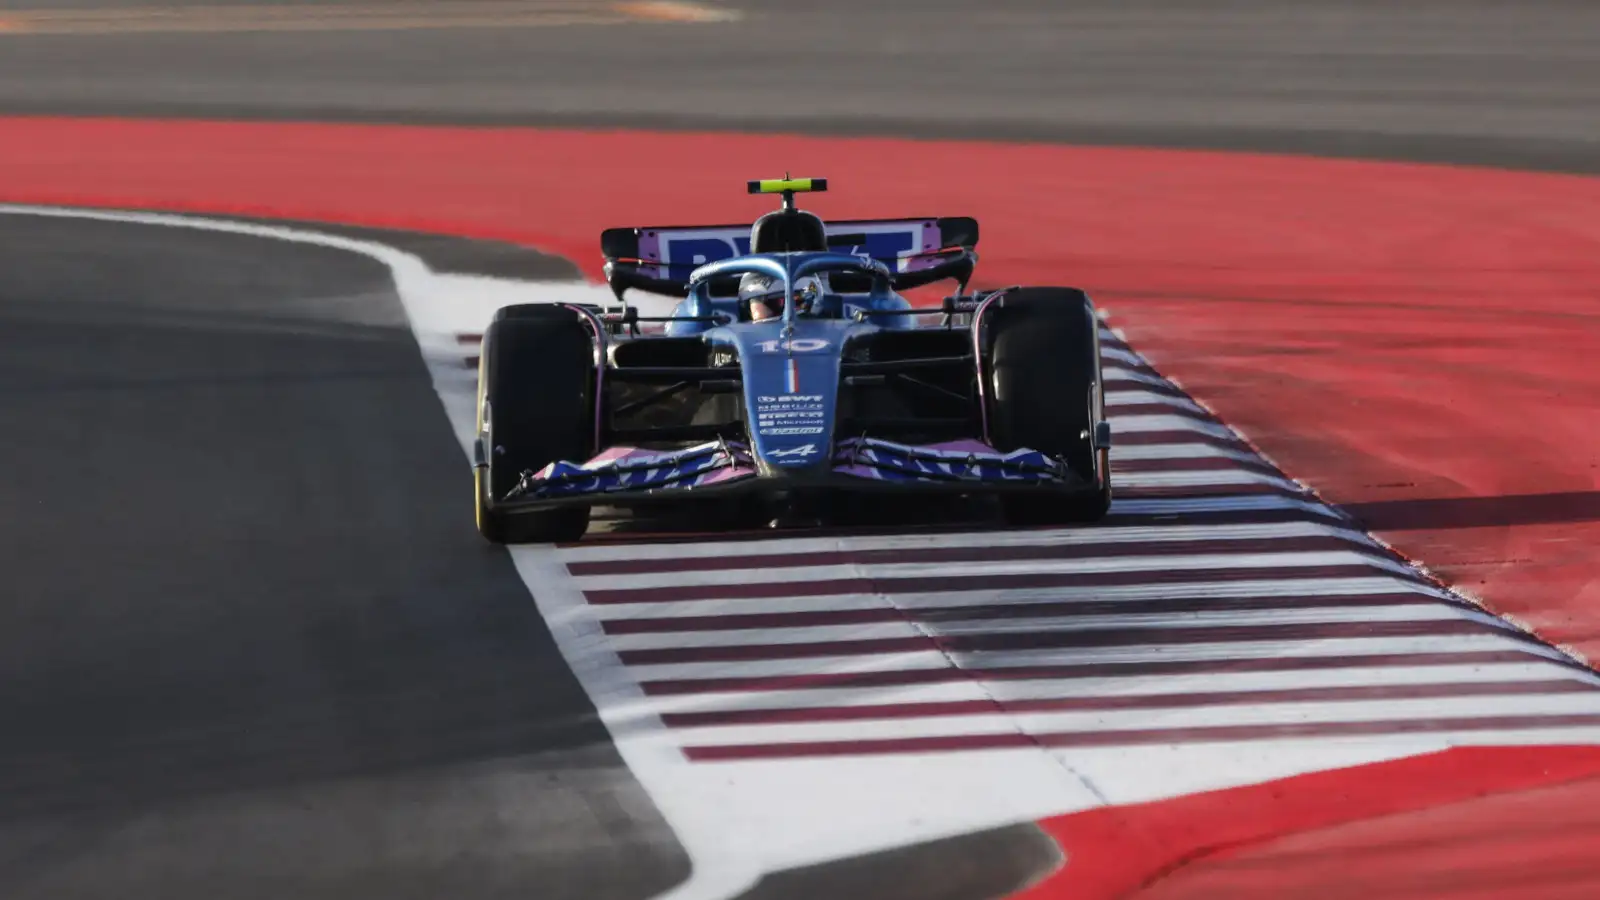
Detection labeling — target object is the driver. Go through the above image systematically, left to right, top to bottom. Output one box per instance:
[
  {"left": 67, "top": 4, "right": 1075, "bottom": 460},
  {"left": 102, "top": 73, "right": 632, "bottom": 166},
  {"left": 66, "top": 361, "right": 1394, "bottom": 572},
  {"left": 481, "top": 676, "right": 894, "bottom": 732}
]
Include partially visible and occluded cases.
[{"left": 740, "top": 273, "right": 824, "bottom": 321}]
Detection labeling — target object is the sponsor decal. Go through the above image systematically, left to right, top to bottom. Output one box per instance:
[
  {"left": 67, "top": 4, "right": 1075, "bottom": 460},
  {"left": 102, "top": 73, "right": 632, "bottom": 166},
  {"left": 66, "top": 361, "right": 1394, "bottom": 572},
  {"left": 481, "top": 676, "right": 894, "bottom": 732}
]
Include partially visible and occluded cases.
[
  {"left": 653, "top": 226, "right": 922, "bottom": 273},
  {"left": 661, "top": 232, "right": 752, "bottom": 267},
  {"left": 754, "top": 392, "right": 827, "bottom": 435},
  {"left": 759, "top": 426, "right": 826, "bottom": 436},
  {"left": 769, "top": 443, "right": 820, "bottom": 458}
]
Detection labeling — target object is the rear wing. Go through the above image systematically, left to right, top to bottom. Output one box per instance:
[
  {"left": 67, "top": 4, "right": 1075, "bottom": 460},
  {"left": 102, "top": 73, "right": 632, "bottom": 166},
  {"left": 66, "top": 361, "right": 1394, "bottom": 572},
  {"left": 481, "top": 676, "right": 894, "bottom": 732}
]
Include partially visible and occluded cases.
[{"left": 600, "top": 216, "right": 980, "bottom": 299}]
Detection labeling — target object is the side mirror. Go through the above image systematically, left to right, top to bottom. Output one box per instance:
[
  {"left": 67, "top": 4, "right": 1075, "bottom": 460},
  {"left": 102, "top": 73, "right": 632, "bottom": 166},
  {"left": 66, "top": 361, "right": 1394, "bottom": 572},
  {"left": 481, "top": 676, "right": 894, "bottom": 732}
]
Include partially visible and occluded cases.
[
  {"left": 890, "top": 250, "right": 976, "bottom": 293},
  {"left": 604, "top": 262, "right": 693, "bottom": 302}
]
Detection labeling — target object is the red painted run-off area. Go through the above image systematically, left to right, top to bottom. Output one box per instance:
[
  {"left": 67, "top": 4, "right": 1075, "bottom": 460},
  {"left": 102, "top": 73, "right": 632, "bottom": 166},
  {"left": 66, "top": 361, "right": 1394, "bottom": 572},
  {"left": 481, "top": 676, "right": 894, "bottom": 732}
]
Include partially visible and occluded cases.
[{"left": 4, "top": 117, "right": 1598, "bottom": 897}]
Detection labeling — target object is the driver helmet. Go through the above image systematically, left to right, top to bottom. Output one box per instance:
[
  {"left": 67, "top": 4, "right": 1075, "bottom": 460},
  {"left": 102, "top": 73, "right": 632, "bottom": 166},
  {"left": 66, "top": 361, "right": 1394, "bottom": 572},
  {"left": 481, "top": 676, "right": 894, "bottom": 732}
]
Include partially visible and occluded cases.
[{"left": 740, "top": 273, "right": 825, "bottom": 321}]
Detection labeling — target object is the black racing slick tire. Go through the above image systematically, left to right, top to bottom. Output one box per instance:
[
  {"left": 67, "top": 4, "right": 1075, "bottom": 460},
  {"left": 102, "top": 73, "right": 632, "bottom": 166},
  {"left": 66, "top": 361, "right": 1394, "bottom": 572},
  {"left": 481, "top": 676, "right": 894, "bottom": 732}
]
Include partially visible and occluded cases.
[
  {"left": 986, "top": 287, "right": 1112, "bottom": 526},
  {"left": 474, "top": 304, "right": 596, "bottom": 544}
]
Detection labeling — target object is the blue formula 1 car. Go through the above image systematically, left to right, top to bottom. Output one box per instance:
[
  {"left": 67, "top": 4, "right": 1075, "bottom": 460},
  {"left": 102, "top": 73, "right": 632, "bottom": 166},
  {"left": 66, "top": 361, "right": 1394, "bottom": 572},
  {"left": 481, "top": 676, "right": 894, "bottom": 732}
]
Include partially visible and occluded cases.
[{"left": 473, "top": 177, "right": 1112, "bottom": 542}]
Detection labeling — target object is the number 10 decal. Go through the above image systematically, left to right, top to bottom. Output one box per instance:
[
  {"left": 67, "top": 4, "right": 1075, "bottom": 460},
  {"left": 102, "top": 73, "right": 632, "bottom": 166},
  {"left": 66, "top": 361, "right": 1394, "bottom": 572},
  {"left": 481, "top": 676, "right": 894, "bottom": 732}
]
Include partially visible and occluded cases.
[{"left": 756, "top": 338, "right": 830, "bottom": 353}]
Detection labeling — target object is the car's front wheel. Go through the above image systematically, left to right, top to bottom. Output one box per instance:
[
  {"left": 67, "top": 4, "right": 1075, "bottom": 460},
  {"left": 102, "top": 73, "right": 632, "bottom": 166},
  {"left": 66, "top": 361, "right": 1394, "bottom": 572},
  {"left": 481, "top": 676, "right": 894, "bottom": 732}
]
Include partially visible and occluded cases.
[
  {"left": 985, "top": 287, "right": 1112, "bottom": 526},
  {"left": 474, "top": 305, "right": 596, "bottom": 544}
]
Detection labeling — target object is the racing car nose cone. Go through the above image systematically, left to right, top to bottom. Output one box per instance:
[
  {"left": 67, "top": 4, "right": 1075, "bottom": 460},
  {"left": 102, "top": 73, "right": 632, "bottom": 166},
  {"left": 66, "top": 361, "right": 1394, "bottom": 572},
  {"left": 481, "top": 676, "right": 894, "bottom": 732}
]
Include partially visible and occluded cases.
[{"left": 733, "top": 319, "right": 849, "bottom": 475}]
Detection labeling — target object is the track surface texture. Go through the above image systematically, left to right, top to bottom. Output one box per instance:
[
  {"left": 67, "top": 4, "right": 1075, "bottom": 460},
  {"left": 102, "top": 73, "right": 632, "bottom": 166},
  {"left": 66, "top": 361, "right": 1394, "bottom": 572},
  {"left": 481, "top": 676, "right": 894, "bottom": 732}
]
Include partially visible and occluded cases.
[
  {"left": 0, "top": 0, "right": 1596, "bottom": 173},
  {"left": 2, "top": 1, "right": 1599, "bottom": 899},
  {"left": 0, "top": 216, "right": 688, "bottom": 900}
]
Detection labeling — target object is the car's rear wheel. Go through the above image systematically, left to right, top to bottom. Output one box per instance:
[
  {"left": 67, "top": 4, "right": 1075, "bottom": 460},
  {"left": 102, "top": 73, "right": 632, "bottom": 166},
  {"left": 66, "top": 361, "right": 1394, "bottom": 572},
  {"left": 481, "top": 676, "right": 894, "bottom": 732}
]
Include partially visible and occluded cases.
[
  {"left": 985, "top": 287, "right": 1112, "bottom": 526},
  {"left": 475, "top": 304, "right": 596, "bottom": 544}
]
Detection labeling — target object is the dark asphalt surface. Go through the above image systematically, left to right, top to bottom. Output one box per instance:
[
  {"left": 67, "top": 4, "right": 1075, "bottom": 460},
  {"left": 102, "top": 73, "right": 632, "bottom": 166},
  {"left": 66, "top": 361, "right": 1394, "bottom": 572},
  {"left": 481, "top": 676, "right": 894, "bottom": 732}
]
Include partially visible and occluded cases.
[
  {"left": 0, "top": 2, "right": 1596, "bottom": 899},
  {"left": 0, "top": 216, "right": 687, "bottom": 900}
]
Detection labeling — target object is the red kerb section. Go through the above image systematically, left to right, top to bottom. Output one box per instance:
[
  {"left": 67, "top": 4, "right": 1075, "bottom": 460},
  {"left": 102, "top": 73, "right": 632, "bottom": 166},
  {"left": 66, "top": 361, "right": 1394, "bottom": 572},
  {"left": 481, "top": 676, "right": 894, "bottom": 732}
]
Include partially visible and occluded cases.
[{"left": 1017, "top": 746, "right": 1600, "bottom": 900}]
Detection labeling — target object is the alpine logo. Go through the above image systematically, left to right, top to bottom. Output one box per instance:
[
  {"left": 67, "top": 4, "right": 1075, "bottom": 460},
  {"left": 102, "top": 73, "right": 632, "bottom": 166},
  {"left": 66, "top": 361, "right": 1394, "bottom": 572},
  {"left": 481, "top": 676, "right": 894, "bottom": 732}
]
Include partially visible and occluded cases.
[{"left": 768, "top": 443, "right": 820, "bottom": 458}]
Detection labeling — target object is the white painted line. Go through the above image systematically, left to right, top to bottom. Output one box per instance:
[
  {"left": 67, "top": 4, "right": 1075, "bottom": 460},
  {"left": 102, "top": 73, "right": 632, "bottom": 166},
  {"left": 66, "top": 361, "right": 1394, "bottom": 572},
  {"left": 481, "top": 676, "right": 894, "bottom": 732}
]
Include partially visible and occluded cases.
[
  {"left": 1104, "top": 366, "right": 1175, "bottom": 388},
  {"left": 1105, "top": 390, "right": 1205, "bottom": 411},
  {"left": 1111, "top": 414, "right": 1241, "bottom": 439},
  {"left": 1112, "top": 442, "right": 1269, "bottom": 464},
  {"left": 1111, "top": 469, "right": 1300, "bottom": 490},
  {"left": 1109, "top": 494, "right": 1344, "bottom": 518},
  {"left": 559, "top": 520, "right": 1375, "bottom": 563},
  {"left": 573, "top": 549, "right": 1414, "bottom": 592},
  {"left": 858, "top": 575, "right": 1449, "bottom": 608},
  {"left": 588, "top": 576, "right": 1450, "bottom": 620},
  {"left": 583, "top": 591, "right": 887, "bottom": 620},
  {"left": 604, "top": 603, "right": 1501, "bottom": 651},
  {"left": 931, "top": 603, "right": 1507, "bottom": 634},
  {"left": 608, "top": 621, "right": 926, "bottom": 650},
  {"left": 623, "top": 632, "right": 1556, "bottom": 682},
  {"left": 951, "top": 632, "right": 1573, "bottom": 671},
  {"left": 625, "top": 651, "right": 959, "bottom": 682},
  {"left": 631, "top": 661, "right": 1599, "bottom": 718},
  {"left": 982, "top": 661, "right": 1600, "bottom": 700},
  {"left": 630, "top": 681, "right": 997, "bottom": 717},
  {"left": 1007, "top": 691, "right": 1600, "bottom": 734},
  {"left": 672, "top": 692, "right": 1600, "bottom": 748},
  {"left": 673, "top": 714, "right": 1019, "bottom": 744},
  {"left": 1449, "top": 727, "right": 1600, "bottom": 747}
]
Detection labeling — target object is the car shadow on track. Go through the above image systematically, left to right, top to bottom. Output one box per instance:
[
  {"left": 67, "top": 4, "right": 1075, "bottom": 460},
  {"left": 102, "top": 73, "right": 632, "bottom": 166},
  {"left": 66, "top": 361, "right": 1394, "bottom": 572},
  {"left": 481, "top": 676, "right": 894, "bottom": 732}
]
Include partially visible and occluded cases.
[
  {"left": 1343, "top": 491, "right": 1600, "bottom": 532},
  {"left": 586, "top": 494, "right": 1008, "bottom": 542}
]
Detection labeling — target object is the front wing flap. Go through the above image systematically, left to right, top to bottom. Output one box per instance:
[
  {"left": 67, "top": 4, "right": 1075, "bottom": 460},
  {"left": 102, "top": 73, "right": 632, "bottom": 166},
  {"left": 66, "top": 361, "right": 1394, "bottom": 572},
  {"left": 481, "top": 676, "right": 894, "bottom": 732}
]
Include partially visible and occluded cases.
[
  {"left": 830, "top": 437, "right": 1069, "bottom": 484},
  {"left": 504, "top": 440, "right": 757, "bottom": 501}
]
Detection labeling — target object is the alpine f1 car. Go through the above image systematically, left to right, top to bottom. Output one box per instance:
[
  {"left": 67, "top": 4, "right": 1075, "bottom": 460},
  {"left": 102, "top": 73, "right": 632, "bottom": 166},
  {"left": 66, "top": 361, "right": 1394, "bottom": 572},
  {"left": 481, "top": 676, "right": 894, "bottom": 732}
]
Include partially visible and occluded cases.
[{"left": 473, "top": 177, "right": 1112, "bottom": 543}]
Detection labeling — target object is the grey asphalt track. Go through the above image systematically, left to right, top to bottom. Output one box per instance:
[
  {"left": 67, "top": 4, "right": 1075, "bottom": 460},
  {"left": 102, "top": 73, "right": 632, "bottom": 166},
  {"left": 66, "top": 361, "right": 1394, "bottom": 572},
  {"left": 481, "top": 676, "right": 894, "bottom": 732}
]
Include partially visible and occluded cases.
[
  {"left": 0, "top": 0, "right": 1596, "bottom": 172},
  {"left": 1, "top": 2, "right": 1597, "bottom": 899},
  {"left": 0, "top": 215, "right": 689, "bottom": 900}
]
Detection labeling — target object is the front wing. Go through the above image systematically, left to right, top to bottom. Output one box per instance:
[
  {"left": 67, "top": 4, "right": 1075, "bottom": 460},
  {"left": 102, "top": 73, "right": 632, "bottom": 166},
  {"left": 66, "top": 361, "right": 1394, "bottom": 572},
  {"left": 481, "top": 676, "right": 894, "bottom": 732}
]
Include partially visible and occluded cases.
[{"left": 483, "top": 437, "right": 1096, "bottom": 513}]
